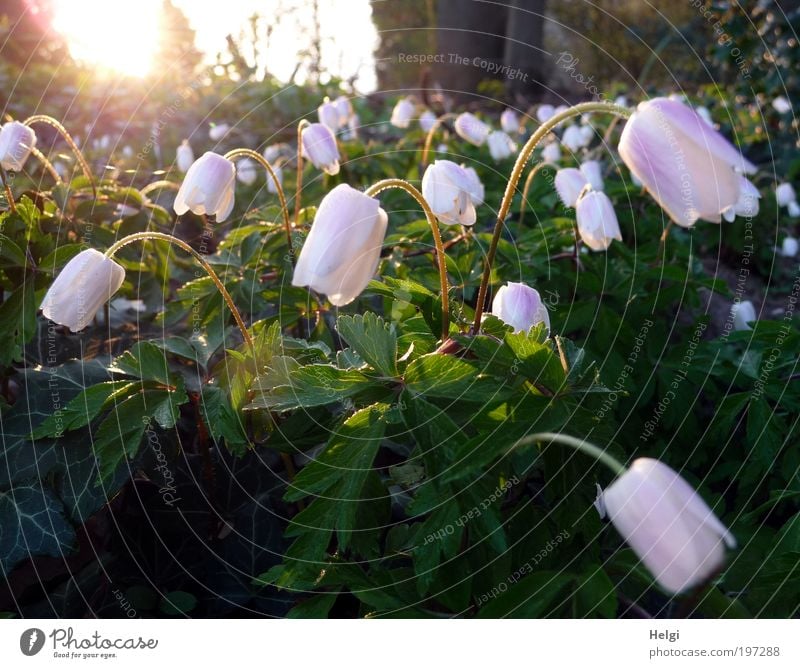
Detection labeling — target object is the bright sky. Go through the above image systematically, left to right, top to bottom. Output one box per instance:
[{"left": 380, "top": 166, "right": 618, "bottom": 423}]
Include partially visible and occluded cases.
[{"left": 49, "top": 0, "right": 378, "bottom": 90}]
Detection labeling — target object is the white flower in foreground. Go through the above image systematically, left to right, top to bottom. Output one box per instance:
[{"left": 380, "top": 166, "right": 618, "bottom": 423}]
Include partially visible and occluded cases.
[
  {"left": 333, "top": 95, "right": 353, "bottom": 127},
  {"left": 772, "top": 96, "right": 791, "bottom": 114},
  {"left": 390, "top": 97, "right": 416, "bottom": 128},
  {"left": 619, "top": 97, "right": 755, "bottom": 228},
  {"left": 318, "top": 100, "right": 340, "bottom": 132},
  {"left": 536, "top": 104, "right": 555, "bottom": 123},
  {"left": 500, "top": 108, "right": 520, "bottom": 134},
  {"left": 419, "top": 109, "right": 437, "bottom": 134},
  {"left": 454, "top": 112, "right": 490, "bottom": 146},
  {"left": 0, "top": 121, "right": 36, "bottom": 171},
  {"left": 208, "top": 123, "right": 230, "bottom": 141},
  {"left": 301, "top": 123, "right": 340, "bottom": 175},
  {"left": 561, "top": 124, "right": 586, "bottom": 152},
  {"left": 487, "top": 130, "right": 517, "bottom": 161},
  {"left": 176, "top": 140, "right": 194, "bottom": 172},
  {"left": 541, "top": 142, "right": 561, "bottom": 165},
  {"left": 174, "top": 152, "right": 236, "bottom": 221},
  {"left": 236, "top": 157, "right": 258, "bottom": 185},
  {"left": 422, "top": 160, "right": 477, "bottom": 226},
  {"left": 580, "top": 160, "right": 604, "bottom": 191},
  {"left": 266, "top": 164, "right": 283, "bottom": 194},
  {"left": 461, "top": 165, "right": 484, "bottom": 206},
  {"left": 555, "top": 168, "right": 589, "bottom": 208},
  {"left": 722, "top": 176, "right": 760, "bottom": 222},
  {"left": 776, "top": 182, "right": 796, "bottom": 207},
  {"left": 292, "top": 184, "right": 387, "bottom": 306},
  {"left": 576, "top": 190, "right": 622, "bottom": 251},
  {"left": 780, "top": 236, "right": 799, "bottom": 258},
  {"left": 40, "top": 249, "right": 125, "bottom": 332},
  {"left": 491, "top": 282, "right": 550, "bottom": 334},
  {"left": 732, "top": 300, "right": 757, "bottom": 331},
  {"left": 599, "top": 458, "right": 735, "bottom": 594}
]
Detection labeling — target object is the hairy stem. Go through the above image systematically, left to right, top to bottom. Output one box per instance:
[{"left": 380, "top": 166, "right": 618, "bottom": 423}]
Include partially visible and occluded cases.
[
  {"left": 294, "top": 119, "right": 310, "bottom": 228},
  {"left": 30, "top": 147, "right": 63, "bottom": 185},
  {"left": 517, "top": 161, "right": 551, "bottom": 235},
  {"left": 0, "top": 165, "right": 17, "bottom": 214},
  {"left": 365, "top": 178, "right": 450, "bottom": 340},
  {"left": 140, "top": 180, "right": 180, "bottom": 196},
  {"left": 515, "top": 432, "right": 626, "bottom": 477}
]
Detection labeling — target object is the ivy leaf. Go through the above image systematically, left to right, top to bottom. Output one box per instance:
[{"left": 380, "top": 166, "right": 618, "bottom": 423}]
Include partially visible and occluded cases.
[
  {"left": 336, "top": 313, "right": 398, "bottom": 377},
  {"left": 0, "top": 483, "right": 76, "bottom": 575}
]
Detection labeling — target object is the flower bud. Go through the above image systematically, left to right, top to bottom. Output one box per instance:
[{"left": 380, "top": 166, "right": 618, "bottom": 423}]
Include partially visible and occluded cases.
[
  {"left": 390, "top": 97, "right": 416, "bottom": 128},
  {"left": 619, "top": 97, "right": 755, "bottom": 228},
  {"left": 318, "top": 100, "right": 340, "bottom": 132},
  {"left": 536, "top": 104, "right": 555, "bottom": 123},
  {"left": 500, "top": 108, "right": 520, "bottom": 134},
  {"left": 419, "top": 109, "right": 437, "bottom": 134},
  {"left": 454, "top": 112, "right": 490, "bottom": 146},
  {"left": 0, "top": 121, "right": 36, "bottom": 171},
  {"left": 301, "top": 122, "right": 340, "bottom": 175},
  {"left": 208, "top": 123, "right": 230, "bottom": 141},
  {"left": 561, "top": 124, "right": 587, "bottom": 152},
  {"left": 487, "top": 130, "right": 516, "bottom": 161},
  {"left": 176, "top": 140, "right": 194, "bottom": 172},
  {"left": 541, "top": 142, "right": 561, "bottom": 165},
  {"left": 174, "top": 151, "right": 236, "bottom": 222},
  {"left": 236, "top": 157, "right": 258, "bottom": 185},
  {"left": 422, "top": 160, "right": 477, "bottom": 226},
  {"left": 579, "top": 160, "right": 604, "bottom": 191},
  {"left": 554, "top": 168, "right": 588, "bottom": 208},
  {"left": 776, "top": 182, "right": 796, "bottom": 208},
  {"left": 292, "top": 184, "right": 387, "bottom": 306},
  {"left": 576, "top": 190, "right": 622, "bottom": 251},
  {"left": 780, "top": 236, "right": 799, "bottom": 257},
  {"left": 41, "top": 249, "right": 125, "bottom": 332},
  {"left": 491, "top": 282, "right": 550, "bottom": 334},
  {"left": 732, "top": 300, "right": 756, "bottom": 331},
  {"left": 600, "top": 458, "right": 735, "bottom": 594}
]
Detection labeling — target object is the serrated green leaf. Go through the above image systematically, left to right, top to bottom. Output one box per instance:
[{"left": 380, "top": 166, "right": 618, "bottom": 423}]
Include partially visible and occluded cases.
[{"left": 336, "top": 313, "right": 398, "bottom": 377}]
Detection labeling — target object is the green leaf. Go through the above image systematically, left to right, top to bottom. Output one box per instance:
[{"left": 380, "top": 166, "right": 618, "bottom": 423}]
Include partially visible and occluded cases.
[
  {"left": 0, "top": 233, "right": 27, "bottom": 267},
  {"left": 336, "top": 313, "right": 398, "bottom": 377},
  {"left": 111, "top": 341, "right": 177, "bottom": 386},
  {"left": 404, "top": 353, "right": 512, "bottom": 403},
  {"left": 199, "top": 386, "right": 249, "bottom": 455},
  {"left": 0, "top": 483, "right": 76, "bottom": 575},
  {"left": 477, "top": 571, "right": 572, "bottom": 618},
  {"left": 159, "top": 591, "right": 197, "bottom": 615}
]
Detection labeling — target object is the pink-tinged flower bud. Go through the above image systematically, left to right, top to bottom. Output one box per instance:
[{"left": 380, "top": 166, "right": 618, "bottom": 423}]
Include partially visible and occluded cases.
[
  {"left": 333, "top": 95, "right": 353, "bottom": 127},
  {"left": 772, "top": 96, "right": 791, "bottom": 114},
  {"left": 390, "top": 97, "right": 416, "bottom": 128},
  {"left": 618, "top": 97, "right": 755, "bottom": 228},
  {"left": 317, "top": 100, "right": 340, "bottom": 132},
  {"left": 536, "top": 104, "right": 555, "bottom": 123},
  {"left": 500, "top": 108, "right": 520, "bottom": 134},
  {"left": 419, "top": 109, "right": 437, "bottom": 133},
  {"left": 454, "top": 112, "right": 490, "bottom": 146},
  {"left": 0, "top": 121, "right": 36, "bottom": 171},
  {"left": 301, "top": 122, "right": 340, "bottom": 175},
  {"left": 208, "top": 123, "right": 230, "bottom": 141},
  {"left": 561, "top": 124, "right": 586, "bottom": 152},
  {"left": 487, "top": 130, "right": 517, "bottom": 161},
  {"left": 176, "top": 139, "right": 194, "bottom": 172},
  {"left": 541, "top": 141, "right": 561, "bottom": 165},
  {"left": 174, "top": 151, "right": 236, "bottom": 222},
  {"left": 236, "top": 157, "right": 258, "bottom": 185},
  {"left": 422, "top": 160, "right": 477, "bottom": 226},
  {"left": 580, "top": 160, "right": 604, "bottom": 191},
  {"left": 266, "top": 164, "right": 283, "bottom": 194},
  {"left": 461, "top": 166, "right": 485, "bottom": 206},
  {"left": 555, "top": 168, "right": 588, "bottom": 208},
  {"left": 722, "top": 175, "right": 760, "bottom": 222},
  {"left": 776, "top": 182, "right": 796, "bottom": 207},
  {"left": 292, "top": 184, "right": 387, "bottom": 306},
  {"left": 576, "top": 190, "right": 622, "bottom": 251},
  {"left": 780, "top": 236, "right": 798, "bottom": 257},
  {"left": 40, "top": 249, "right": 125, "bottom": 332},
  {"left": 491, "top": 282, "right": 550, "bottom": 334},
  {"left": 732, "top": 300, "right": 756, "bottom": 331},
  {"left": 599, "top": 458, "right": 736, "bottom": 594}
]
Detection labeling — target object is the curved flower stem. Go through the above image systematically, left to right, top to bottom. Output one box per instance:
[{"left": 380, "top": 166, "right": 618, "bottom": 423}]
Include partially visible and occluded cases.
[
  {"left": 472, "top": 101, "right": 631, "bottom": 334},
  {"left": 421, "top": 112, "right": 457, "bottom": 167},
  {"left": 23, "top": 115, "right": 96, "bottom": 198},
  {"left": 294, "top": 120, "right": 311, "bottom": 229},
  {"left": 30, "top": 147, "right": 63, "bottom": 185},
  {"left": 224, "top": 148, "right": 294, "bottom": 264},
  {"left": 517, "top": 161, "right": 550, "bottom": 235},
  {"left": 0, "top": 165, "right": 17, "bottom": 213},
  {"left": 365, "top": 178, "right": 450, "bottom": 341},
  {"left": 140, "top": 180, "right": 180, "bottom": 196},
  {"left": 657, "top": 219, "right": 674, "bottom": 262},
  {"left": 104, "top": 231, "right": 252, "bottom": 349},
  {"left": 514, "top": 432, "right": 626, "bottom": 477}
]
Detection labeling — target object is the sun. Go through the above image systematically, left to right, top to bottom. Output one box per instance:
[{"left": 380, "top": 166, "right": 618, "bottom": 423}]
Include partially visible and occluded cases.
[{"left": 50, "top": 0, "right": 162, "bottom": 77}]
